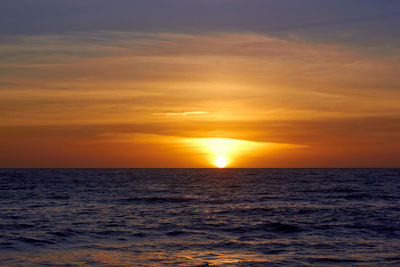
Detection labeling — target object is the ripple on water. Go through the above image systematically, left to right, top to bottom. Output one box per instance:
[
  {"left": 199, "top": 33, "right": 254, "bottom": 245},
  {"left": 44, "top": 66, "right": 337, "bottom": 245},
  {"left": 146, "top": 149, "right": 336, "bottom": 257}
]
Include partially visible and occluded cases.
[{"left": 0, "top": 168, "right": 399, "bottom": 266}]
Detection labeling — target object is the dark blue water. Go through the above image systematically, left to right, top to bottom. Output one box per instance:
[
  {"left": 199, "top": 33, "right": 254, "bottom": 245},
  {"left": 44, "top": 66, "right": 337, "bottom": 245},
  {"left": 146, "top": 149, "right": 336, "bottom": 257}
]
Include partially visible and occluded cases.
[{"left": 1, "top": 169, "right": 399, "bottom": 266}]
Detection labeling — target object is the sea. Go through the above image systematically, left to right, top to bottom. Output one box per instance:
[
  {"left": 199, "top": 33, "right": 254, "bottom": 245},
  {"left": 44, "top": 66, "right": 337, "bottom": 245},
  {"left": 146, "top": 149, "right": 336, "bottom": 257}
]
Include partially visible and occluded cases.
[{"left": 0, "top": 169, "right": 399, "bottom": 266}]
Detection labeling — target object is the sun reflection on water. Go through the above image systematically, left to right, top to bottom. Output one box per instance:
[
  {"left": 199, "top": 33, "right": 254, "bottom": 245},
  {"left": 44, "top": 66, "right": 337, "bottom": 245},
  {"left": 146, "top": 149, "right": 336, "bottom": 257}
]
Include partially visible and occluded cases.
[{"left": 13, "top": 248, "right": 282, "bottom": 266}]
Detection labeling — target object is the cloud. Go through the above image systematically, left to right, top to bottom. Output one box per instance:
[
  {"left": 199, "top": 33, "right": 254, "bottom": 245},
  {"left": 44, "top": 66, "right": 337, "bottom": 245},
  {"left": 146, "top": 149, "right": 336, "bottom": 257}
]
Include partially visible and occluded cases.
[
  {"left": 1, "top": 0, "right": 400, "bottom": 46},
  {"left": 1, "top": 29, "right": 399, "bottom": 166},
  {"left": 1, "top": 32, "right": 399, "bottom": 127},
  {"left": 153, "top": 111, "right": 208, "bottom": 116},
  {"left": 1, "top": 115, "right": 400, "bottom": 167}
]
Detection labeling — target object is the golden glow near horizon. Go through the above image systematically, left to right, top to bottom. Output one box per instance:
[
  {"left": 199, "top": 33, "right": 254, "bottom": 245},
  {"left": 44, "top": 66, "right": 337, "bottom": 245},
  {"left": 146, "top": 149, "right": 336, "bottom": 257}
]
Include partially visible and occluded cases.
[
  {"left": 92, "top": 133, "right": 305, "bottom": 167},
  {"left": 185, "top": 137, "right": 275, "bottom": 167},
  {"left": 192, "top": 138, "right": 257, "bottom": 167}
]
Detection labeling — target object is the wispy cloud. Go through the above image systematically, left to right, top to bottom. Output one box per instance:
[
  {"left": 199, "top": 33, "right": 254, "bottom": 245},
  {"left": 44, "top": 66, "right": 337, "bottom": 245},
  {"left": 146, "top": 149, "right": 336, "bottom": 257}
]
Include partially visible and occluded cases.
[
  {"left": 1, "top": 0, "right": 399, "bottom": 46},
  {"left": 1, "top": 30, "right": 400, "bottom": 166},
  {"left": 153, "top": 111, "right": 208, "bottom": 116}
]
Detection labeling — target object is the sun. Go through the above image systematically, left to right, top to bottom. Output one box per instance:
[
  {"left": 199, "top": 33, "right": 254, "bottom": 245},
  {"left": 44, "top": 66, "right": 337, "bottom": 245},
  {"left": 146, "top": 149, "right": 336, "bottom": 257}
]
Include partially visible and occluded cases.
[{"left": 215, "top": 156, "right": 228, "bottom": 168}]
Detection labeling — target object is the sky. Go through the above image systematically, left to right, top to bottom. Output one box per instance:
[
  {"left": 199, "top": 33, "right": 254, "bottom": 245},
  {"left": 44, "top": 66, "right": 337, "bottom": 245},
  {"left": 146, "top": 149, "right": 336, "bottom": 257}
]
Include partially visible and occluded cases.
[{"left": 1, "top": 0, "right": 400, "bottom": 167}]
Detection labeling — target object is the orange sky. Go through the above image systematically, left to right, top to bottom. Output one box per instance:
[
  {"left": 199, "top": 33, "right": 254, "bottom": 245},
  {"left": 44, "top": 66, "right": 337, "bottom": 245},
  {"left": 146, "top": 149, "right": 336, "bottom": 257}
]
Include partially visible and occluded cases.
[{"left": 1, "top": 12, "right": 400, "bottom": 167}]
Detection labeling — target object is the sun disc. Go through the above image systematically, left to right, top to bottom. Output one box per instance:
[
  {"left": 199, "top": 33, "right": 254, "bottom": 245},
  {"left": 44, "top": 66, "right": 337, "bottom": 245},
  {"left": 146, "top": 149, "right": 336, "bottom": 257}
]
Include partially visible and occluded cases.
[{"left": 215, "top": 157, "right": 228, "bottom": 168}]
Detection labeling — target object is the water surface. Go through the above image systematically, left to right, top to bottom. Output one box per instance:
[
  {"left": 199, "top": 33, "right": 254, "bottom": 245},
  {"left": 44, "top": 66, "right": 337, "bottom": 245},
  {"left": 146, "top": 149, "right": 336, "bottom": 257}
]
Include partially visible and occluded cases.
[{"left": 1, "top": 169, "right": 399, "bottom": 266}]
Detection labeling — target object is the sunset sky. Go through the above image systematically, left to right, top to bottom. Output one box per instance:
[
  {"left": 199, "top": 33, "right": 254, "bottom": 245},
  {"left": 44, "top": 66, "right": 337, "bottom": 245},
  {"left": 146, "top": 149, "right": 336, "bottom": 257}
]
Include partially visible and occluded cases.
[{"left": 1, "top": 0, "right": 400, "bottom": 167}]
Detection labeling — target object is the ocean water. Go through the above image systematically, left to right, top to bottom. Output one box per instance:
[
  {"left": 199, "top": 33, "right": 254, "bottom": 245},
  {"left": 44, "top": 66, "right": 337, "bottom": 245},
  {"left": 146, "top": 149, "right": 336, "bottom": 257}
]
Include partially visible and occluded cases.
[{"left": 0, "top": 169, "right": 399, "bottom": 266}]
